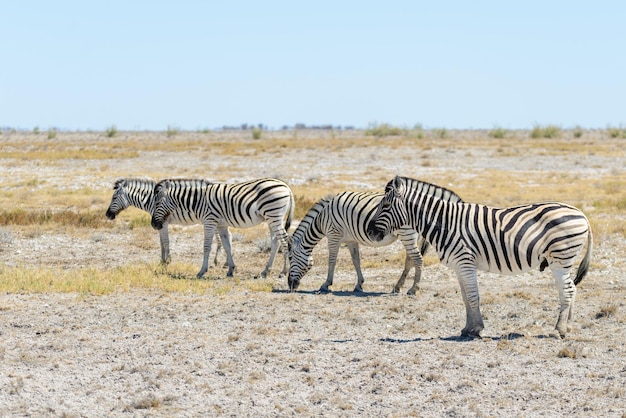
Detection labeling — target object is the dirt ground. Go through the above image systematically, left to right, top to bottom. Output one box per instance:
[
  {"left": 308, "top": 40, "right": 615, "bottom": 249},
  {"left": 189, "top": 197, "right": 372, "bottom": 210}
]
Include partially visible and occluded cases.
[{"left": 0, "top": 130, "right": 625, "bottom": 417}]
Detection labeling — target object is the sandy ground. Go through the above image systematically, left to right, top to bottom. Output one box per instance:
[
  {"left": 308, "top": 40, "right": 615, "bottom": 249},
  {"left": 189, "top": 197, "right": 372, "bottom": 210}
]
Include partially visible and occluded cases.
[{"left": 0, "top": 131, "right": 625, "bottom": 417}]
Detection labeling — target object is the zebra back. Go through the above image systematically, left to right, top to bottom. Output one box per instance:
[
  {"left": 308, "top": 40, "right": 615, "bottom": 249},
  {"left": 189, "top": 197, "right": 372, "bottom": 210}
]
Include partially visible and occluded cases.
[
  {"left": 387, "top": 176, "right": 462, "bottom": 205},
  {"left": 153, "top": 177, "right": 293, "bottom": 230}
]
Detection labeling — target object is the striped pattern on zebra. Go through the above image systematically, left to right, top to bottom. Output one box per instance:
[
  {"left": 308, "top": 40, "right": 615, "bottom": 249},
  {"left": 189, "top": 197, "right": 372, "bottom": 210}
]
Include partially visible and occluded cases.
[
  {"left": 366, "top": 175, "right": 593, "bottom": 338},
  {"left": 151, "top": 177, "right": 295, "bottom": 279},
  {"left": 105, "top": 178, "right": 224, "bottom": 265},
  {"left": 289, "top": 188, "right": 462, "bottom": 294}
]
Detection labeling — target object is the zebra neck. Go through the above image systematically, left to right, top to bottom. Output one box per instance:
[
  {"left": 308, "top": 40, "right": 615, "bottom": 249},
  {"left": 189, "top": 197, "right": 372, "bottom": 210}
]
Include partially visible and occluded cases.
[
  {"left": 127, "top": 184, "right": 155, "bottom": 213},
  {"left": 411, "top": 194, "right": 451, "bottom": 248},
  {"left": 292, "top": 219, "right": 326, "bottom": 252}
]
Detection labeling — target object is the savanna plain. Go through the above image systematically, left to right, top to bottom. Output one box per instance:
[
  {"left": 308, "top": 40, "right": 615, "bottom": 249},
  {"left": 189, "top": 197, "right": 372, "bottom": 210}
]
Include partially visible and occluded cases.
[{"left": 0, "top": 128, "right": 625, "bottom": 417}]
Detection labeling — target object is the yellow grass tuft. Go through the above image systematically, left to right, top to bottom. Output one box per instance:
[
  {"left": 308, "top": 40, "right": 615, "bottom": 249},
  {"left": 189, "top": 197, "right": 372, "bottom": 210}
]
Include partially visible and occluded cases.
[{"left": 0, "top": 263, "right": 270, "bottom": 295}]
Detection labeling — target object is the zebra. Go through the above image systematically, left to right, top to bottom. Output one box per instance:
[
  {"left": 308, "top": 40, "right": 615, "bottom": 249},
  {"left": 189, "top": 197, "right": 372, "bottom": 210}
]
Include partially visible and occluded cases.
[
  {"left": 366, "top": 175, "right": 593, "bottom": 338},
  {"left": 151, "top": 177, "right": 295, "bottom": 279},
  {"left": 105, "top": 178, "right": 224, "bottom": 266},
  {"left": 288, "top": 188, "right": 462, "bottom": 294}
]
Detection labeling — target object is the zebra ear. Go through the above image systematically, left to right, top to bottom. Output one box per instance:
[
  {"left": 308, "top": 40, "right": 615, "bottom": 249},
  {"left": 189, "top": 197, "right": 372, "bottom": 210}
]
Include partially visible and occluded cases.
[
  {"left": 392, "top": 175, "right": 406, "bottom": 196},
  {"left": 114, "top": 179, "right": 125, "bottom": 189}
]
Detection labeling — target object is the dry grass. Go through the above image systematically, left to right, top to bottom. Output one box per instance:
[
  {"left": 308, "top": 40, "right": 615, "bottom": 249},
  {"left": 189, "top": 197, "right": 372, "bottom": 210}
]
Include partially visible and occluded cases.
[{"left": 0, "top": 263, "right": 274, "bottom": 295}]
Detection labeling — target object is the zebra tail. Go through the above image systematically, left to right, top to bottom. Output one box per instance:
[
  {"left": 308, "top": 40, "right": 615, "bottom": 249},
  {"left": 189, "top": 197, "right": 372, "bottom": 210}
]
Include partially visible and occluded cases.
[
  {"left": 285, "top": 192, "right": 295, "bottom": 232},
  {"left": 574, "top": 227, "right": 593, "bottom": 286}
]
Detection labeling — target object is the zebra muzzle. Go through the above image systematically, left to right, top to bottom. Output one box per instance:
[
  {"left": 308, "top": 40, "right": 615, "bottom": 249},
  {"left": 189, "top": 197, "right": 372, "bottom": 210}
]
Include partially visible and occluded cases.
[
  {"left": 151, "top": 218, "right": 164, "bottom": 230},
  {"left": 366, "top": 223, "right": 385, "bottom": 242}
]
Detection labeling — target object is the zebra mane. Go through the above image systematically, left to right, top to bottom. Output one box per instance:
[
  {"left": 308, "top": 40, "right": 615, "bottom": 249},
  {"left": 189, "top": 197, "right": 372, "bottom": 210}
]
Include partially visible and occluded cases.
[
  {"left": 389, "top": 176, "right": 462, "bottom": 202},
  {"left": 114, "top": 177, "right": 156, "bottom": 190},
  {"left": 156, "top": 178, "right": 213, "bottom": 190},
  {"left": 292, "top": 195, "right": 335, "bottom": 244}
]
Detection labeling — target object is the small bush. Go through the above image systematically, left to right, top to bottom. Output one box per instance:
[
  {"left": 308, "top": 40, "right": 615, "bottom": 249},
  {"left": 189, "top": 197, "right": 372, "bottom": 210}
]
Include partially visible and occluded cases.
[
  {"left": 365, "top": 123, "right": 405, "bottom": 137},
  {"left": 530, "top": 124, "right": 561, "bottom": 139},
  {"left": 105, "top": 125, "right": 118, "bottom": 138},
  {"left": 166, "top": 125, "right": 179, "bottom": 137},
  {"left": 33, "top": 126, "right": 40, "bottom": 134},
  {"left": 573, "top": 126, "right": 584, "bottom": 138},
  {"left": 607, "top": 126, "right": 624, "bottom": 138},
  {"left": 252, "top": 127, "right": 262, "bottom": 140},
  {"left": 489, "top": 127, "right": 507, "bottom": 139},
  {"left": 432, "top": 128, "right": 448, "bottom": 139},
  {"left": 47, "top": 129, "right": 57, "bottom": 139},
  {"left": 595, "top": 304, "right": 617, "bottom": 319},
  {"left": 557, "top": 347, "right": 576, "bottom": 359}
]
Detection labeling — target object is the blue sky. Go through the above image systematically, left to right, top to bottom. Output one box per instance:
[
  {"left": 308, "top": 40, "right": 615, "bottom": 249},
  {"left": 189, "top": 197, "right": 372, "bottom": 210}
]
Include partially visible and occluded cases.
[{"left": 2, "top": 1, "right": 625, "bottom": 131}]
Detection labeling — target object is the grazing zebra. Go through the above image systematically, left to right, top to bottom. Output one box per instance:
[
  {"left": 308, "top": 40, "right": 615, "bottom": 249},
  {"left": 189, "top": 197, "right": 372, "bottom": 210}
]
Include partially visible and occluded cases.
[
  {"left": 366, "top": 175, "right": 593, "bottom": 338},
  {"left": 151, "top": 177, "right": 295, "bottom": 279},
  {"left": 105, "top": 178, "right": 224, "bottom": 266},
  {"left": 289, "top": 188, "right": 462, "bottom": 294}
]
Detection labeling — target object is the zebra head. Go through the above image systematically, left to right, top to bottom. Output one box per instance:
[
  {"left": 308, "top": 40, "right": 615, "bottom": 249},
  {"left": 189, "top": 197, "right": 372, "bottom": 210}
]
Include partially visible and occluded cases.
[
  {"left": 367, "top": 175, "right": 409, "bottom": 242},
  {"left": 106, "top": 179, "right": 130, "bottom": 220},
  {"left": 151, "top": 180, "right": 172, "bottom": 230},
  {"left": 287, "top": 240, "right": 314, "bottom": 291}
]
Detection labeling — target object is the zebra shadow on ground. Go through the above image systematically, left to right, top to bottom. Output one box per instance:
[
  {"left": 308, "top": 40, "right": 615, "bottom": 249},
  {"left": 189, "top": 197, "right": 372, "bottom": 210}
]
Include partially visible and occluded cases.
[
  {"left": 161, "top": 271, "right": 225, "bottom": 281},
  {"left": 272, "top": 289, "right": 390, "bottom": 297},
  {"left": 438, "top": 332, "right": 561, "bottom": 342},
  {"left": 380, "top": 333, "right": 529, "bottom": 344}
]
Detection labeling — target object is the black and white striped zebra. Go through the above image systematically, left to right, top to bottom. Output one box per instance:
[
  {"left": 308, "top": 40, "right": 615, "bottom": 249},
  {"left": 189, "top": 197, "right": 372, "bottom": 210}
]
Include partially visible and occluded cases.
[
  {"left": 366, "top": 175, "right": 593, "bottom": 338},
  {"left": 151, "top": 177, "right": 294, "bottom": 279},
  {"left": 105, "top": 178, "right": 224, "bottom": 265},
  {"left": 289, "top": 188, "right": 462, "bottom": 294}
]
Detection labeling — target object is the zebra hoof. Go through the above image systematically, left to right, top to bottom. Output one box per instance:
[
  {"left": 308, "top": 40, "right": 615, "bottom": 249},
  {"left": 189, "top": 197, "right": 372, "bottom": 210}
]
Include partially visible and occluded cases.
[
  {"left": 317, "top": 287, "right": 331, "bottom": 294},
  {"left": 461, "top": 325, "right": 483, "bottom": 339}
]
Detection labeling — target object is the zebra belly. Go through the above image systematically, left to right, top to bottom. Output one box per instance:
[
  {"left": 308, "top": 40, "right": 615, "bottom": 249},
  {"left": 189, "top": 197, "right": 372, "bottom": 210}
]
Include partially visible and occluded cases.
[
  {"left": 167, "top": 213, "right": 203, "bottom": 226},
  {"left": 222, "top": 214, "right": 266, "bottom": 229},
  {"left": 358, "top": 233, "right": 397, "bottom": 247},
  {"left": 474, "top": 250, "right": 541, "bottom": 275}
]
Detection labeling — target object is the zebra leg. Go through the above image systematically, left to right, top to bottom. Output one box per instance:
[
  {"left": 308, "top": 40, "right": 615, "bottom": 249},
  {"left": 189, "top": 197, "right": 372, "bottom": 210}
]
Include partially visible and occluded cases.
[
  {"left": 198, "top": 222, "right": 218, "bottom": 278},
  {"left": 260, "top": 222, "right": 290, "bottom": 278},
  {"left": 158, "top": 223, "right": 171, "bottom": 265},
  {"left": 217, "top": 226, "right": 236, "bottom": 277},
  {"left": 259, "top": 228, "right": 279, "bottom": 278},
  {"left": 396, "top": 229, "right": 423, "bottom": 295},
  {"left": 213, "top": 233, "right": 225, "bottom": 267},
  {"left": 319, "top": 235, "right": 341, "bottom": 293},
  {"left": 279, "top": 241, "right": 289, "bottom": 278},
  {"left": 346, "top": 242, "right": 365, "bottom": 293},
  {"left": 392, "top": 255, "right": 411, "bottom": 294},
  {"left": 551, "top": 265, "right": 577, "bottom": 338},
  {"left": 456, "top": 266, "right": 484, "bottom": 337}
]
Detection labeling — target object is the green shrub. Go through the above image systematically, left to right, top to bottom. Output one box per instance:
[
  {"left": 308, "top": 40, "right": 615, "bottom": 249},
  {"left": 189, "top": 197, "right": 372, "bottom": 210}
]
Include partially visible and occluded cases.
[
  {"left": 365, "top": 123, "right": 405, "bottom": 137},
  {"left": 530, "top": 124, "right": 561, "bottom": 139},
  {"left": 105, "top": 125, "right": 118, "bottom": 138},
  {"left": 166, "top": 125, "right": 179, "bottom": 137},
  {"left": 573, "top": 126, "right": 584, "bottom": 138},
  {"left": 252, "top": 127, "right": 262, "bottom": 140},
  {"left": 488, "top": 127, "right": 507, "bottom": 139},
  {"left": 607, "top": 127, "right": 623, "bottom": 138},
  {"left": 432, "top": 128, "right": 448, "bottom": 139},
  {"left": 47, "top": 129, "right": 57, "bottom": 139}
]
